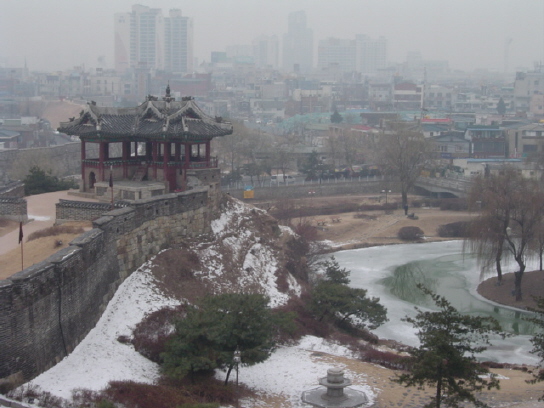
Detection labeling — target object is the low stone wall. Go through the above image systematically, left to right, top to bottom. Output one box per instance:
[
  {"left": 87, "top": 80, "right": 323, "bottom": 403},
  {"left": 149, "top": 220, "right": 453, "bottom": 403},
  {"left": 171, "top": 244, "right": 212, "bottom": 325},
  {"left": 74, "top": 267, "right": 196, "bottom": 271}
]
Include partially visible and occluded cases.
[
  {"left": 0, "top": 181, "right": 27, "bottom": 222},
  {"left": 0, "top": 186, "right": 216, "bottom": 382},
  {"left": 0, "top": 197, "right": 27, "bottom": 222},
  {"left": 56, "top": 199, "right": 130, "bottom": 224}
]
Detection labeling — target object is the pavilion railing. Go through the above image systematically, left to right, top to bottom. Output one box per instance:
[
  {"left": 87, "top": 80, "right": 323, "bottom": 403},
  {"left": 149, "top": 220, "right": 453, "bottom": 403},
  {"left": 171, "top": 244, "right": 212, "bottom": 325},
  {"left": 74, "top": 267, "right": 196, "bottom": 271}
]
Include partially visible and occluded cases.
[{"left": 82, "top": 156, "right": 218, "bottom": 169}]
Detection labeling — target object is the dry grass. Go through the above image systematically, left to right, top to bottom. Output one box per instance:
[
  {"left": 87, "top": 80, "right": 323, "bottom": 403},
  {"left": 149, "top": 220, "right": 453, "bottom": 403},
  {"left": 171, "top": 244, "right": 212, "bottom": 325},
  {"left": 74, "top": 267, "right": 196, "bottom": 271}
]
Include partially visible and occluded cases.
[
  {"left": 0, "top": 221, "right": 91, "bottom": 279},
  {"left": 27, "top": 225, "right": 85, "bottom": 242}
]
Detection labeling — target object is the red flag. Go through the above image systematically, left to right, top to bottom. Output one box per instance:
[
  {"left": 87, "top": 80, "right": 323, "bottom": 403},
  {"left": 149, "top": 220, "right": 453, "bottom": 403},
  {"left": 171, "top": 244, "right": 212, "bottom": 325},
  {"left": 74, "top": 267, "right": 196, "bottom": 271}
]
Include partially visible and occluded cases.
[{"left": 18, "top": 222, "right": 23, "bottom": 244}]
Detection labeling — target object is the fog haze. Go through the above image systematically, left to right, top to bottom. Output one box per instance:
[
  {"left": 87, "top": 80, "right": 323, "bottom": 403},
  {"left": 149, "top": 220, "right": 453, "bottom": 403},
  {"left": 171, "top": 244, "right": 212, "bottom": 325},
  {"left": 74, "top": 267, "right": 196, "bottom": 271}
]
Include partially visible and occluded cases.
[{"left": 1, "top": 0, "right": 543, "bottom": 72}]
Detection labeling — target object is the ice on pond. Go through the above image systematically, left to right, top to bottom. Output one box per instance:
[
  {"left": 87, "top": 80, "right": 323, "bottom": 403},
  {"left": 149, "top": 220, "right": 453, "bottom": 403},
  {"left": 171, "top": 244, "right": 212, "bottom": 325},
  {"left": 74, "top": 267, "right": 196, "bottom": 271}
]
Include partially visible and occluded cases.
[{"left": 335, "top": 241, "right": 541, "bottom": 365}]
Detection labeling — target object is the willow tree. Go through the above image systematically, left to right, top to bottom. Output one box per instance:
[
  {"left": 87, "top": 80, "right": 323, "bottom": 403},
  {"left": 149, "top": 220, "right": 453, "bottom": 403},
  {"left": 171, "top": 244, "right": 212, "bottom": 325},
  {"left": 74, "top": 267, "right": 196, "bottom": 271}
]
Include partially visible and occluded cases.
[
  {"left": 377, "top": 124, "right": 431, "bottom": 208},
  {"left": 465, "top": 168, "right": 544, "bottom": 300}
]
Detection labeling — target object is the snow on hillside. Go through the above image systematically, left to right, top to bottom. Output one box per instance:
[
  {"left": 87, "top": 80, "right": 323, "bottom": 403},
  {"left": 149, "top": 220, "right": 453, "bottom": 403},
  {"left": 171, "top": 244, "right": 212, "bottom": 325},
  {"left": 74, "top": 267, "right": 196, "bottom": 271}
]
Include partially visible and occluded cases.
[
  {"left": 197, "top": 197, "right": 302, "bottom": 307},
  {"left": 26, "top": 198, "right": 375, "bottom": 406},
  {"left": 31, "top": 258, "right": 180, "bottom": 399}
]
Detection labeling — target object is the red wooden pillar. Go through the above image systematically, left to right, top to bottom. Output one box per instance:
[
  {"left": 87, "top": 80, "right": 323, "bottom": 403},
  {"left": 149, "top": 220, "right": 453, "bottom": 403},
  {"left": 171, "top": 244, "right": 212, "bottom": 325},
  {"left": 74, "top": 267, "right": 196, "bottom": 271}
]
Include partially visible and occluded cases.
[
  {"left": 81, "top": 140, "right": 86, "bottom": 188},
  {"left": 205, "top": 140, "right": 211, "bottom": 166},
  {"left": 99, "top": 141, "right": 106, "bottom": 181},
  {"left": 122, "top": 141, "right": 130, "bottom": 178},
  {"left": 152, "top": 142, "right": 158, "bottom": 179},
  {"left": 163, "top": 142, "right": 174, "bottom": 191},
  {"left": 185, "top": 143, "right": 191, "bottom": 167}
]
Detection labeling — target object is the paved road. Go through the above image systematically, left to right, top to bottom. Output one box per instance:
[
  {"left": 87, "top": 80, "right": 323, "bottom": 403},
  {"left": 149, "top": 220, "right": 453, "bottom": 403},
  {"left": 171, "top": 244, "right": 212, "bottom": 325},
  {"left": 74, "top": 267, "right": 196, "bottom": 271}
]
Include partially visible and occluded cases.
[{"left": 0, "top": 190, "right": 98, "bottom": 257}]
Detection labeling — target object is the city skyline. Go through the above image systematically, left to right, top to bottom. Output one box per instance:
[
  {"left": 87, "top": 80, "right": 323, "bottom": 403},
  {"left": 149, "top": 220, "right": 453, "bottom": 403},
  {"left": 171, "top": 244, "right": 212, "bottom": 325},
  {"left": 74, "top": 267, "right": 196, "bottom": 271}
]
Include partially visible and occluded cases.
[{"left": 1, "top": 0, "right": 543, "bottom": 73}]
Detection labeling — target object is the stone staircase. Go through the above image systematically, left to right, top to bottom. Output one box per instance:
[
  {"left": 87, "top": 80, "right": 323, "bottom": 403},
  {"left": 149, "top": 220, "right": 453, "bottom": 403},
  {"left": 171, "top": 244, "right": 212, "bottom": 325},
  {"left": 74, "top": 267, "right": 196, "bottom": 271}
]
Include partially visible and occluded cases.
[{"left": 132, "top": 165, "right": 148, "bottom": 182}]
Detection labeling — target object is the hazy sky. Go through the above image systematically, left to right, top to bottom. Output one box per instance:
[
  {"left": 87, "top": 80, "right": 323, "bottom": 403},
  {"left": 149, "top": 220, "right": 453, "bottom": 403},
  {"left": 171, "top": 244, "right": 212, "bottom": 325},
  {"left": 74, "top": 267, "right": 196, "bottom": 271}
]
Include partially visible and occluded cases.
[{"left": 1, "top": 0, "right": 543, "bottom": 73}]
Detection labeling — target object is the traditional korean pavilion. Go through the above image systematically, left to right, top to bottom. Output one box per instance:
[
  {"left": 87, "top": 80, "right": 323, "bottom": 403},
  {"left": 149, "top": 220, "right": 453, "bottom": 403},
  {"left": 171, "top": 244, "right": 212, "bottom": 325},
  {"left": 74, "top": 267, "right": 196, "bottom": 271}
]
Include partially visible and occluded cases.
[{"left": 58, "top": 87, "right": 232, "bottom": 199}]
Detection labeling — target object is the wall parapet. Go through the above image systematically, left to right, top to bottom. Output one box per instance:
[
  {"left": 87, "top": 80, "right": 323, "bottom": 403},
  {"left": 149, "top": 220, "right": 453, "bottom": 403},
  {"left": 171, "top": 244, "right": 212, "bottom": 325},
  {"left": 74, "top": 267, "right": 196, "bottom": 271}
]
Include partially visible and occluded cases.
[
  {"left": 0, "top": 183, "right": 217, "bottom": 382},
  {"left": 0, "top": 196, "right": 27, "bottom": 222}
]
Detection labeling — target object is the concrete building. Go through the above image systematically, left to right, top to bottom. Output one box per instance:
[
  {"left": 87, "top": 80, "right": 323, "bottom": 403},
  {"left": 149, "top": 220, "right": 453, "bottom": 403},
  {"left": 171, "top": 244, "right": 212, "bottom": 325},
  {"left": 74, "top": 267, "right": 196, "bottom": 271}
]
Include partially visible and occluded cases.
[
  {"left": 114, "top": 6, "right": 193, "bottom": 74},
  {"left": 164, "top": 9, "right": 194, "bottom": 74},
  {"left": 282, "top": 10, "right": 313, "bottom": 74},
  {"left": 253, "top": 35, "right": 279, "bottom": 69},
  {"left": 355, "top": 35, "right": 387, "bottom": 75},
  {"left": 317, "top": 38, "right": 356, "bottom": 73},
  {"left": 513, "top": 70, "right": 544, "bottom": 112},
  {"left": 393, "top": 81, "right": 423, "bottom": 110},
  {"left": 368, "top": 82, "right": 393, "bottom": 110},
  {"left": 424, "top": 85, "right": 454, "bottom": 110},
  {"left": 506, "top": 122, "right": 544, "bottom": 158},
  {"left": 464, "top": 125, "right": 506, "bottom": 158},
  {"left": 429, "top": 132, "right": 470, "bottom": 160}
]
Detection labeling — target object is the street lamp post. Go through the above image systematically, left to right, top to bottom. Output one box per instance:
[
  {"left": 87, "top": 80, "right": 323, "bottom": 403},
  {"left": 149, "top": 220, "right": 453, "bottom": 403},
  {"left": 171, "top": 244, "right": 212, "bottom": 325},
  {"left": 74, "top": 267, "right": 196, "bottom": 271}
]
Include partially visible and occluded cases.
[
  {"left": 381, "top": 189, "right": 391, "bottom": 204},
  {"left": 233, "top": 346, "right": 241, "bottom": 387},
  {"left": 233, "top": 346, "right": 241, "bottom": 407}
]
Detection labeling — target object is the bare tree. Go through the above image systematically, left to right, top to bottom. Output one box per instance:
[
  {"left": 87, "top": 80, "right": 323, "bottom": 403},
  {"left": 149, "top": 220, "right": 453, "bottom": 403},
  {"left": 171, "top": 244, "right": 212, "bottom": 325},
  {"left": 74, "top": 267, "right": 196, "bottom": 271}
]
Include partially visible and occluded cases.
[
  {"left": 213, "top": 120, "right": 250, "bottom": 176},
  {"left": 377, "top": 123, "right": 431, "bottom": 208},
  {"left": 466, "top": 168, "right": 544, "bottom": 301}
]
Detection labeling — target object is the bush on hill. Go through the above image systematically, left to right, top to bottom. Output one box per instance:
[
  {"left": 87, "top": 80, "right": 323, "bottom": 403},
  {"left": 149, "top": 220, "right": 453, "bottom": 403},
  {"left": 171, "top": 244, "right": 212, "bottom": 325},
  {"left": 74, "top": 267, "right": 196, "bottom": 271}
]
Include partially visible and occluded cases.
[
  {"left": 23, "top": 166, "right": 78, "bottom": 196},
  {"left": 437, "top": 221, "right": 470, "bottom": 238},
  {"left": 26, "top": 225, "right": 85, "bottom": 242},
  {"left": 397, "top": 226, "right": 424, "bottom": 241}
]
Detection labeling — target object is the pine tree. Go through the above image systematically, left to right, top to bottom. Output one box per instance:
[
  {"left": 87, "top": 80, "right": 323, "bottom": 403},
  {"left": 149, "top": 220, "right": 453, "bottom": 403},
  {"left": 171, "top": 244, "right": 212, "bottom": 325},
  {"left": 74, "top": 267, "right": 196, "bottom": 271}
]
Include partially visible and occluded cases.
[
  {"left": 394, "top": 285, "right": 505, "bottom": 408},
  {"left": 162, "top": 293, "right": 280, "bottom": 384}
]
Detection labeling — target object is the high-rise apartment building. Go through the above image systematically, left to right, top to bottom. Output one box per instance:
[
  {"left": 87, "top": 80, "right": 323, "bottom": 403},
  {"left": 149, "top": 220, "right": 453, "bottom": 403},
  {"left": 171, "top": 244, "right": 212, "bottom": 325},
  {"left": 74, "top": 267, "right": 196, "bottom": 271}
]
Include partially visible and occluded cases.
[
  {"left": 114, "top": 5, "right": 193, "bottom": 74},
  {"left": 164, "top": 9, "right": 193, "bottom": 73},
  {"left": 282, "top": 10, "right": 313, "bottom": 74},
  {"left": 253, "top": 35, "right": 279, "bottom": 68},
  {"left": 355, "top": 35, "right": 387, "bottom": 74},
  {"left": 317, "top": 38, "right": 356, "bottom": 73}
]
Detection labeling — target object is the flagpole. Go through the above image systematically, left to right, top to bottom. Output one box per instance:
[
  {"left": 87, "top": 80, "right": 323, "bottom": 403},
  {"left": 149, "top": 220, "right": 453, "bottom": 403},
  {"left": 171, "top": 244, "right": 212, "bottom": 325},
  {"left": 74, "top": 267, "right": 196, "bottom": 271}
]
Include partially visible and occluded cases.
[{"left": 19, "top": 220, "right": 24, "bottom": 271}]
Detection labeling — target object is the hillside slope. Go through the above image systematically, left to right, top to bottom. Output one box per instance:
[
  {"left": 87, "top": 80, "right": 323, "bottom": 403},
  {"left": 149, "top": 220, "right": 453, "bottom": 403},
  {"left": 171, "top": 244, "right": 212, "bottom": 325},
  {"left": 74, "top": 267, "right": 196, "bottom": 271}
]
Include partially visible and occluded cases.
[{"left": 149, "top": 194, "right": 307, "bottom": 307}]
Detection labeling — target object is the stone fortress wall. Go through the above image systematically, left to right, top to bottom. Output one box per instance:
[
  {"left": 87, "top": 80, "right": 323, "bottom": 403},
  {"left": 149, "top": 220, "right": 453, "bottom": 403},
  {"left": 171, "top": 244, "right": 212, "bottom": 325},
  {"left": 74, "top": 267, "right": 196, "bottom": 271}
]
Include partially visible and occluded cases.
[
  {"left": 0, "top": 143, "right": 86, "bottom": 184},
  {"left": 0, "top": 169, "right": 221, "bottom": 383}
]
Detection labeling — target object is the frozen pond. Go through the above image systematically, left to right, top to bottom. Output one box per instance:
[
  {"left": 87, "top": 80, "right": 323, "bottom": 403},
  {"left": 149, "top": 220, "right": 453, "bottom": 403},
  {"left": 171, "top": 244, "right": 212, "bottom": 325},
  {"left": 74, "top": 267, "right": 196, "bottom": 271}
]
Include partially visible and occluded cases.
[{"left": 335, "top": 241, "right": 541, "bottom": 365}]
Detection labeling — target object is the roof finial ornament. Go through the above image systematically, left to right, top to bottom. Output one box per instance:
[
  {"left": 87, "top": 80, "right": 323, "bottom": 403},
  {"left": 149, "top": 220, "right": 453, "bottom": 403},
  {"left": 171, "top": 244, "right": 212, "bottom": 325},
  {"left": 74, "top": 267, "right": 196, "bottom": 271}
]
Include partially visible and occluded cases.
[{"left": 163, "top": 82, "right": 174, "bottom": 102}]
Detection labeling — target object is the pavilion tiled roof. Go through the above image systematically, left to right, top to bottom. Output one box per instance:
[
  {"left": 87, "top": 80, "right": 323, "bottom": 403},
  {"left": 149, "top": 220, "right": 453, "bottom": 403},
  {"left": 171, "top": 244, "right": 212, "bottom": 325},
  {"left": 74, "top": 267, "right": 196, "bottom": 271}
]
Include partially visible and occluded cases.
[{"left": 58, "top": 95, "right": 233, "bottom": 142}]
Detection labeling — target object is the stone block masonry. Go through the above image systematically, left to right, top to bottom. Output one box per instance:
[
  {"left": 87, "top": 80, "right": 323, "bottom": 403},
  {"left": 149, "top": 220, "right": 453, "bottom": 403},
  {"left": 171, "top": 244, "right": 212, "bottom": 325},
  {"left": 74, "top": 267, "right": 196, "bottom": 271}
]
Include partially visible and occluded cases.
[
  {"left": 0, "top": 181, "right": 27, "bottom": 222},
  {"left": 0, "top": 183, "right": 218, "bottom": 382},
  {"left": 0, "top": 197, "right": 27, "bottom": 222},
  {"left": 55, "top": 199, "right": 130, "bottom": 224}
]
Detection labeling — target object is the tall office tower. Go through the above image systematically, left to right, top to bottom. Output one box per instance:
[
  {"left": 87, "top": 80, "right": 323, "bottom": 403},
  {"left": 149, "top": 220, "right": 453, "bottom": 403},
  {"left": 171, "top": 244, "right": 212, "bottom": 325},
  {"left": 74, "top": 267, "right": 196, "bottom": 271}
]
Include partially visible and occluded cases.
[
  {"left": 114, "top": 5, "right": 193, "bottom": 74},
  {"left": 164, "top": 9, "right": 193, "bottom": 73},
  {"left": 282, "top": 10, "right": 313, "bottom": 73},
  {"left": 253, "top": 35, "right": 279, "bottom": 68},
  {"left": 355, "top": 35, "right": 387, "bottom": 74},
  {"left": 317, "top": 37, "right": 356, "bottom": 72}
]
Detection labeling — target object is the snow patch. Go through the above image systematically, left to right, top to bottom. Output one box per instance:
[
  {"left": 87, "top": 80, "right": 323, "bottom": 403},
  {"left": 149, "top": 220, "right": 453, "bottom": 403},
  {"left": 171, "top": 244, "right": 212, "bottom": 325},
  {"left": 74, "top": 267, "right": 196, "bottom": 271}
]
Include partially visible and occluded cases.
[{"left": 29, "top": 259, "right": 180, "bottom": 400}]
